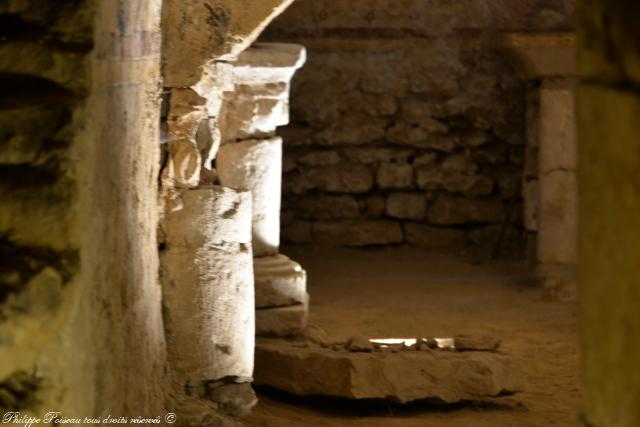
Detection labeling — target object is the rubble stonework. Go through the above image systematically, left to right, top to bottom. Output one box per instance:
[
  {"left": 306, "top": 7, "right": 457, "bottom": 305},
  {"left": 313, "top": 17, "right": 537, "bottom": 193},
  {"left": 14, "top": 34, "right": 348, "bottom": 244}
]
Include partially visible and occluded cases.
[
  {"left": 265, "top": 0, "right": 575, "bottom": 255},
  {"left": 271, "top": 43, "right": 529, "bottom": 254}
]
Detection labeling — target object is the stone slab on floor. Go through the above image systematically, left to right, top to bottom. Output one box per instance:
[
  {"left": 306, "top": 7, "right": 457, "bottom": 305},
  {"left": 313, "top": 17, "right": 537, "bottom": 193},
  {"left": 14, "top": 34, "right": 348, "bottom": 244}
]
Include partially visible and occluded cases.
[
  {"left": 255, "top": 254, "right": 307, "bottom": 308},
  {"left": 256, "top": 294, "right": 309, "bottom": 337},
  {"left": 254, "top": 338, "right": 524, "bottom": 404}
]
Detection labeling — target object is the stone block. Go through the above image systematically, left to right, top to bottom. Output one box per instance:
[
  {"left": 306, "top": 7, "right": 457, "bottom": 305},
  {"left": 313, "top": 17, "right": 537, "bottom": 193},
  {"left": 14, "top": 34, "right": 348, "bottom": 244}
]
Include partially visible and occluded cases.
[
  {"left": 163, "top": 1, "right": 296, "bottom": 86},
  {"left": 232, "top": 43, "right": 307, "bottom": 86},
  {"left": 539, "top": 81, "right": 577, "bottom": 175},
  {"left": 222, "top": 93, "right": 289, "bottom": 141},
  {"left": 316, "top": 116, "right": 387, "bottom": 146},
  {"left": 387, "top": 122, "right": 455, "bottom": 151},
  {"left": 217, "top": 137, "right": 283, "bottom": 257},
  {"left": 343, "top": 147, "right": 414, "bottom": 164},
  {"left": 298, "top": 150, "right": 341, "bottom": 166},
  {"left": 416, "top": 154, "right": 493, "bottom": 196},
  {"left": 377, "top": 162, "right": 414, "bottom": 190},
  {"left": 305, "top": 163, "right": 374, "bottom": 194},
  {"left": 538, "top": 170, "right": 577, "bottom": 265},
  {"left": 161, "top": 187, "right": 254, "bottom": 383},
  {"left": 386, "top": 193, "right": 426, "bottom": 221},
  {"left": 295, "top": 195, "right": 361, "bottom": 219},
  {"left": 362, "top": 195, "right": 387, "bottom": 218},
  {"left": 428, "top": 196, "right": 504, "bottom": 226},
  {"left": 313, "top": 220, "right": 403, "bottom": 246},
  {"left": 404, "top": 223, "right": 467, "bottom": 249},
  {"left": 255, "top": 254, "right": 307, "bottom": 309},
  {"left": 256, "top": 294, "right": 309, "bottom": 337},
  {"left": 254, "top": 338, "right": 524, "bottom": 404}
]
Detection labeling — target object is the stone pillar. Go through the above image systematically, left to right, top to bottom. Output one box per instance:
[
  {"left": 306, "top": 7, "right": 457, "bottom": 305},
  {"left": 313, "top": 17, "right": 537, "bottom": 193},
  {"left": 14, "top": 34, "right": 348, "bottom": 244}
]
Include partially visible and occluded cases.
[
  {"left": 579, "top": 3, "right": 640, "bottom": 426},
  {"left": 498, "top": 33, "right": 577, "bottom": 299},
  {"left": 217, "top": 43, "right": 309, "bottom": 337},
  {"left": 537, "top": 79, "right": 577, "bottom": 299},
  {"left": 161, "top": 187, "right": 254, "bottom": 384}
]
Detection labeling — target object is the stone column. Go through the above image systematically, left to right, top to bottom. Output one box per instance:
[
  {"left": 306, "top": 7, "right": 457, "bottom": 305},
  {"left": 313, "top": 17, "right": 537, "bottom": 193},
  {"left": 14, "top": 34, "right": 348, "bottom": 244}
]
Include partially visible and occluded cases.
[
  {"left": 498, "top": 33, "right": 577, "bottom": 299},
  {"left": 217, "top": 43, "right": 309, "bottom": 337},
  {"left": 537, "top": 79, "right": 577, "bottom": 299},
  {"left": 161, "top": 187, "right": 254, "bottom": 384}
]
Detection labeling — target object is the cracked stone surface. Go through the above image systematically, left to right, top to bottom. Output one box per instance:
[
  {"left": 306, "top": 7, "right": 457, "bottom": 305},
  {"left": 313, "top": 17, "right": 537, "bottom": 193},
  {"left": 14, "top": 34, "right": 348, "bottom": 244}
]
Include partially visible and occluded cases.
[{"left": 254, "top": 337, "right": 525, "bottom": 404}]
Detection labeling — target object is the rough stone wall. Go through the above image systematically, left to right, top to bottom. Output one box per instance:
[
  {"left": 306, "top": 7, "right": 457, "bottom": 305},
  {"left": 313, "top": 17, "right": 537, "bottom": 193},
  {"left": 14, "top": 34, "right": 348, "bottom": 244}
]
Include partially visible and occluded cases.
[
  {"left": 0, "top": 0, "right": 92, "bottom": 414},
  {"left": 1, "top": 0, "right": 168, "bottom": 419},
  {"left": 263, "top": 0, "right": 575, "bottom": 254},
  {"left": 578, "top": 1, "right": 640, "bottom": 426}
]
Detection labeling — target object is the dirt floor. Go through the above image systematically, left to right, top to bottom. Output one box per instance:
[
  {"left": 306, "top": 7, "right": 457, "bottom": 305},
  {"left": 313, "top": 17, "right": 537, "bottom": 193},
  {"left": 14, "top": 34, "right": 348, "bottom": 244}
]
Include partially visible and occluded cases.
[{"left": 247, "top": 246, "right": 582, "bottom": 427}]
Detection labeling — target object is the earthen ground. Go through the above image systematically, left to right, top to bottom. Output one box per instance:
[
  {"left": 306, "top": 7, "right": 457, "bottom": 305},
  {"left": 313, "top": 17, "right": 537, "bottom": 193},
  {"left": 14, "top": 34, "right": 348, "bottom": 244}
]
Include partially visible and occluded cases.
[{"left": 248, "top": 246, "right": 581, "bottom": 427}]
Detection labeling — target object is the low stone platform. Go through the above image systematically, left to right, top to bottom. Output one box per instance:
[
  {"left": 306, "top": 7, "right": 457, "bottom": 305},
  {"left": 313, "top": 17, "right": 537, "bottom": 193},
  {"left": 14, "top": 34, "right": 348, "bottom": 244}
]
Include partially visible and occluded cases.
[{"left": 254, "top": 336, "right": 524, "bottom": 404}]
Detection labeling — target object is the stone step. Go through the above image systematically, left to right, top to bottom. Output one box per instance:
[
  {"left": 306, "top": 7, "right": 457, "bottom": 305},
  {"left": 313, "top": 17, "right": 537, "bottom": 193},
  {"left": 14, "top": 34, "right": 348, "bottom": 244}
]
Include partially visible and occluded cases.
[
  {"left": 254, "top": 254, "right": 307, "bottom": 308},
  {"left": 255, "top": 294, "right": 309, "bottom": 337},
  {"left": 254, "top": 337, "right": 524, "bottom": 404}
]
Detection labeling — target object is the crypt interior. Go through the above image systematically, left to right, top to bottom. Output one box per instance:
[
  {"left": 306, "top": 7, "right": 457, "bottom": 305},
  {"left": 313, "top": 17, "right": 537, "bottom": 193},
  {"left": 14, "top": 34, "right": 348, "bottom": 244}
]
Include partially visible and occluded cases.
[{"left": 0, "top": 0, "right": 638, "bottom": 426}]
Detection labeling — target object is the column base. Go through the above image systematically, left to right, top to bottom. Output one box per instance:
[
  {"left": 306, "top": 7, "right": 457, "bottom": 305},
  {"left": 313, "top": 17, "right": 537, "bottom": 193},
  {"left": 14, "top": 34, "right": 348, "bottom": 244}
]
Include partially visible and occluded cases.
[
  {"left": 254, "top": 253, "right": 309, "bottom": 337},
  {"left": 254, "top": 254, "right": 307, "bottom": 308},
  {"left": 537, "top": 262, "right": 577, "bottom": 302},
  {"left": 256, "top": 293, "right": 309, "bottom": 337}
]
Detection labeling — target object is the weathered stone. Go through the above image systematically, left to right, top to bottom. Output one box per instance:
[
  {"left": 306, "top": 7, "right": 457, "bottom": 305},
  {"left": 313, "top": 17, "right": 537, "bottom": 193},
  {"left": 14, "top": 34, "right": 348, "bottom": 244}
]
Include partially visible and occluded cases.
[
  {"left": 163, "top": 0, "right": 296, "bottom": 86},
  {"left": 498, "top": 33, "right": 576, "bottom": 80},
  {"left": 233, "top": 43, "right": 306, "bottom": 85},
  {"left": 221, "top": 44, "right": 306, "bottom": 141},
  {"left": 539, "top": 81, "right": 576, "bottom": 174},
  {"left": 222, "top": 93, "right": 289, "bottom": 141},
  {"left": 0, "top": 107, "right": 69, "bottom": 165},
  {"left": 316, "top": 116, "right": 387, "bottom": 146},
  {"left": 387, "top": 122, "right": 454, "bottom": 151},
  {"left": 278, "top": 125, "right": 314, "bottom": 146},
  {"left": 217, "top": 137, "right": 283, "bottom": 257},
  {"left": 473, "top": 145, "right": 508, "bottom": 165},
  {"left": 343, "top": 147, "right": 414, "bottom": 164},
  {"left": 298, "top": 150, "right": 341, "bottom": 166},
  {"left": 413, "top": 152, "right": 438, "bottom": 166},
  {"left": 416, "top": 154, "right": 492, "bottom": 195},
  {"left": 377, "top": 162, "right": 414, "bottom": 189},
  {"left": 301, "top": 163, "right": 374, "bottom": 194},
  {"left": 538, "top": 170, "right": 577, "bottom": 265},
  {"left": 161, "top": 187, "right": 254, "bottom": 383},
  {"left": 386, "top": 193, "right": 426, "bottom": 221},
  {"left": 295, "top": 195, "right": 360, "bottom": 219},
  {"left": 362, "top": 195, "right": 387, "bottom": 218},
  {"left": 428, "top": 196, "right": 504, "bottom": 225},
  {"left": 313, "top": 220, "right": 403, "bottom": 246},
  {"left": 282, "top": 221, "right": 312, "bottom": 244},
  {"left": 404, "top": 223, "right": 467, "bottom": 249},
  {"left": 254, "top": 254, "right": 307, "bottom": 309},
  {"left": 256, "top": 294, "right": 309, "bottom": 337},
  {"left": 454, "top": 335, "right": 501, "bottom": 352},
  {"left": 254, "top": 338, "right": 524, "bottom": 404},
  {"left": 346, "top": 338, "right": 374, "bottom": 353},
  {"left": 207, "top": 382, "right": 258, "bottom": 417}
]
